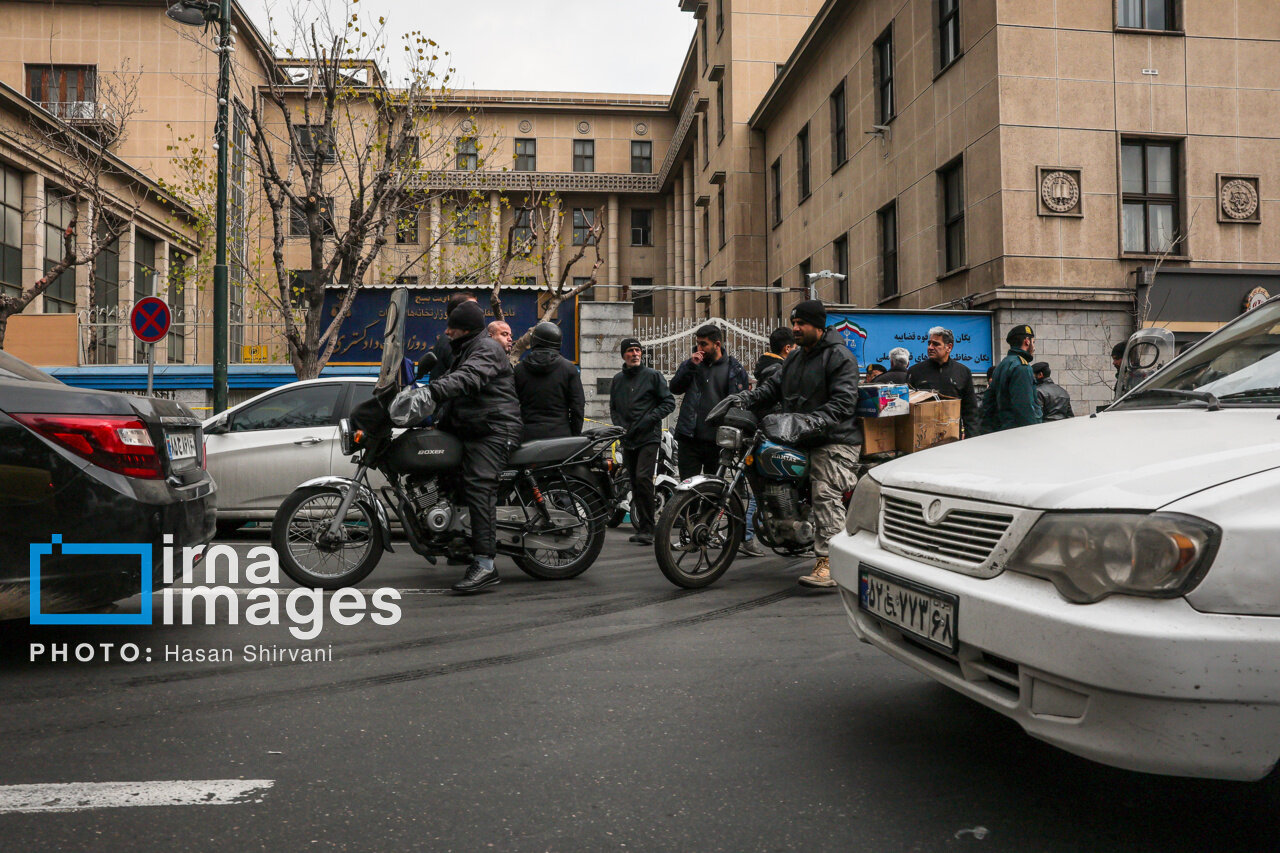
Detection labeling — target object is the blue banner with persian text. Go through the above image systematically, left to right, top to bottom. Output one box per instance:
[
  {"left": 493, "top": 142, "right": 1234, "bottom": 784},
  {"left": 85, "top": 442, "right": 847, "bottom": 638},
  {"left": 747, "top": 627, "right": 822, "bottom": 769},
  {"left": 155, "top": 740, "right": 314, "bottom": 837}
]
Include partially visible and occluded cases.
[
  {"left": 322, "top": 289, "right": 577, "bottom": 364},
  {"left": 826, "top": 311, "right": 995, "bottom": 374}
]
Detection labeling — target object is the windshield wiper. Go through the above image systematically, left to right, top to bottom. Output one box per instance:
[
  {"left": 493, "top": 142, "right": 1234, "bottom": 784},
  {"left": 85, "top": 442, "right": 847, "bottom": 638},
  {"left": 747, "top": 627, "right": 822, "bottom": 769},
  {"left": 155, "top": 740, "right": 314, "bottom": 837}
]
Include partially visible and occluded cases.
[
  {"left": 1120, "top": 387, "right": 1221, "bottom": 411},
  {"left": 1217, "top": 387, "right": 1280, "bottom": 401}
]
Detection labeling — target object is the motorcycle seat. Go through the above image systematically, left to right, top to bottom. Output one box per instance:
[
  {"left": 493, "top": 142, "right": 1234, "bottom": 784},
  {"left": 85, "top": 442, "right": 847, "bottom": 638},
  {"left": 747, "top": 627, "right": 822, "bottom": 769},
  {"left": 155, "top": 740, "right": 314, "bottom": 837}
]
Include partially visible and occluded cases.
[{"left": 508, "top": 435, "right": 593, "bottom": 468}]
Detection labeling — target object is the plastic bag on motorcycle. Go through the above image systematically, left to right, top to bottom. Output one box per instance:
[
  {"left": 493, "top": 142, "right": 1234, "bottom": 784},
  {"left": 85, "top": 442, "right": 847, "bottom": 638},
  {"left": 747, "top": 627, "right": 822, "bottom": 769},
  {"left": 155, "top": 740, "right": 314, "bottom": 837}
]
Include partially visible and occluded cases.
[{"left": 761, "top": 412, "right": 828, "bottom": 447}]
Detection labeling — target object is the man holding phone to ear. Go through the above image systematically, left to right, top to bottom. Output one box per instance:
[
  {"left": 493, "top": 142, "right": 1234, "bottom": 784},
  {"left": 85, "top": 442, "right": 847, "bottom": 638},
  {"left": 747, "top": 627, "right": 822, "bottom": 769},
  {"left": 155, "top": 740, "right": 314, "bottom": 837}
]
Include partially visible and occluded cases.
[{"left": 669, "top": 324, "right": 750, "bottom": 480}]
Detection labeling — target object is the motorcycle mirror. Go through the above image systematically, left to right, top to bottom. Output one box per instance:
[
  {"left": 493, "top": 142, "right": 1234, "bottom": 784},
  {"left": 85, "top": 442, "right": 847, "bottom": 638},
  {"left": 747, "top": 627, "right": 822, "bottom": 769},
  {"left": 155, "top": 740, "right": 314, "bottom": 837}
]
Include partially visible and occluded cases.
[{"left": 375, "top": 288, "right": 410, "bottom": 396}]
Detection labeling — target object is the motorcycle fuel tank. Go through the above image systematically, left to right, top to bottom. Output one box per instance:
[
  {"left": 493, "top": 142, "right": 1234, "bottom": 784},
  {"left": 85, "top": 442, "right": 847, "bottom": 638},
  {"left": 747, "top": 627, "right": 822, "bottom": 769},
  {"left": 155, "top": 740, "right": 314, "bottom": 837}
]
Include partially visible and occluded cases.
[
  {"left": 388, "top": 428, "right": 464, "bottom": 475},
  {"left": 753, "top": 440, "right": 809, "bottom": 480}
]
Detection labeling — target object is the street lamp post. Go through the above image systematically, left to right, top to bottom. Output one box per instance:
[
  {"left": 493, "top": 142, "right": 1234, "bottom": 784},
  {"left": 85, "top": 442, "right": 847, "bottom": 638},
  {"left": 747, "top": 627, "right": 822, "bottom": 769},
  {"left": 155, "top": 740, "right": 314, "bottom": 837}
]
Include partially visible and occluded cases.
[{"left": 166, "top": 0, "right": 233, "bottom": 414}]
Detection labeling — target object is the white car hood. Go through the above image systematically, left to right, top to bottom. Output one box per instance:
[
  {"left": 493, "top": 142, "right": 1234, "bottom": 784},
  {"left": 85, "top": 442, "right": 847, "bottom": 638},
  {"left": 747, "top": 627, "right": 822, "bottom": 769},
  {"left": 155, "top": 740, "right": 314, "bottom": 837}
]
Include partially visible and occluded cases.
[{"left": 870, "top": 409, "right": 1280, "bottom": 510}]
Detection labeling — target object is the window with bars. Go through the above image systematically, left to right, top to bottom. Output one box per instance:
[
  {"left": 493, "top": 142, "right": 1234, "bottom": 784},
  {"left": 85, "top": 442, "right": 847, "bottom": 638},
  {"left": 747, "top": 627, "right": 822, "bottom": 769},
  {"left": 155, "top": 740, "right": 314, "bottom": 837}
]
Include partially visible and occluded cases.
[
  {"left": 938, "top": 0, "right": 962, "bottom": 70},
  {"left": 1117, "top": 0, "right": 1176, "bottom": 30},
  {"left": 874, "top": 27, "right": 895, "bottom": 124},
  {"left": 830, "top": 82, "right": 847, "bottom": 169},
  {"left": 293, "top": 124, "right": 336, "bottom": 164},
  {"left": 797, "top": 124, "right": 811, "bottom": 202},
  {"left": 455, "top": 137, "right": 478, "bottom": 171},
  {"left": 514, "top": 138, "right": 536, "bottom": 171},
  {"left": 573, "top": 139, "right": 595, "bottom": 173},
  {"left": 1121, "top": 139, "right": 1181, "bottom": 254},
  {"left": 631, "top": 140, "right": 652, "bottom": 174},
  {"left": 771, "top": 158, "right": 782, "bottom": 227},
  {"left": 939, "top": 159, "right": 965, "bottom": 273},
  {"left": 0, "top": 166, "right": 21, "bottom": 300},
  {"left": 43, "top": 189, "right": 75, "bottom": 313},
  {"left": 717, "top": 191, "right": 726, "bottom": 250},
  {"left": 290, "top": 197, "right": 336, "bottom": 238},
  {"left": 879, "top": 202, "right": 899, "bottom": 299},
  {"left": 395, "top": 205, "right": 419, "bottom": 244},
  {"left": 513, "top": 208, "right": 533, "bottom": 252},
  {"left": 572, "top": 208, "right": 596, "bottom": 245},
  {"left": 631, "top": 208, "right": 653, "bottom": 246},
  {"left": 453, "top": 211, "right": 480, "bottom": 245},
  {"left": 833, "top": 233, "right": 849, "bottom": 303},
  {"left": 167, "top": 253, "right": 186, "bottom": 363},
  {"left": 287, "top": 270, "right": 314, "bottom": 309},
  {"left": 574, "top": 276, "right": 595, "bottom": 302},
  {"left": 632, "top": 277, "right": 654, "bottom": 315}
]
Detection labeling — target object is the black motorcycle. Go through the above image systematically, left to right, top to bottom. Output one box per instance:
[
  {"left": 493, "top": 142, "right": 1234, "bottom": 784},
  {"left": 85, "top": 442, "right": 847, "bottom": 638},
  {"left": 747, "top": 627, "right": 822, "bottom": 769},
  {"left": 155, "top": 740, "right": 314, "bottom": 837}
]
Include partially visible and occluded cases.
[{"left": 270, "top": 290, "right": 611, "bottom": 589}]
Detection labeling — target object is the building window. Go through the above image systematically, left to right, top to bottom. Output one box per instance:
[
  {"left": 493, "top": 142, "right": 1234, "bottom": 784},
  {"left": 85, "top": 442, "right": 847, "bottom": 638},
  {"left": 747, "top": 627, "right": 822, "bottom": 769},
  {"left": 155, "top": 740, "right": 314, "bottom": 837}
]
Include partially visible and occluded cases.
[
  {"left": 715, "top": 0, "right": 723, "bottom": 37},
  {"left": 938, "top": 0, "right": 962, "bottom": 70},
  {"left": 1118, "top": 0, "right": 1176, "bottom": 30},
  {"left": 701, "top": 18, "right": 708, "bottom": 68},
  {"left": 874, "top": 27, "right": 895, "bottom": 124},
  {"left": 26, "top": 64, "right": 97, "bottom": 116},
  {"left": 717, "top": 82, "right": 725, "bottom": 142},
  {"left": 830, "top": 82, "right": 847, "bottom": 169},
  {"left": 702, "top": 114, "right": 710, "bottom": 165},
  {"left": 293, "top": 124, "right": 336, "bottom": 164},
  {"left": 797, "top": 124, "right": 811, "bottom": 202},
  {"left": 455, "top": 137, "right": 478, "bottom": 171},
  {"left": 514, "top": 138, "right": 536, "bottom": 171},
  {"left": 573, "top": 139, "right": 595, "bottom": 173},
  {"left": 1121, "top": 139, "right": 1181, "bottom": 254},
  {"left": 631, "top": 140, "right": 652, "bottom": 174},
  {"left": 771, "top": 158, "right": 782, "bottom": 226},
  {"left": 939, "top": 159, "right": 965, "bottom": 273},
  {"left": 0, "top": 166, "right": 21, "bottom": 300},
  {"left": 43, "top": 189, "right": 76, "bottom": 313},
  {"left": 717, "top": 190, "right": 726, "bottom": 249},
  {"left": 290, "top": 197, "right": 335, "bottom": 238},
  {"left": 879, "top": 202, "right": 899, "bottom": 299},
  {"left": 395, "top": 205, "right": 418, "bottom": 244},
  {"left": 572, "top": 207, "right": 596, "bottom": 245},
  {"left": 512, "top": 208, "right": 533, "bottom": 251},
  {"left": 631, "top": 208, "right": 653, "bottom": 246},
  {"left": 702, "top": 208, "right": 711, "bottom": 259},
  {"left": 453, "top": 211, "right": 480, "bottom": 245},
  {"left": 90, "top": 222, "right": 120, "bottom": 364},
  {"left": 833, "top": 233, "right": 849, "bottom": 303},
  {"left": 133, "top": 236, "right": 156, "bottom": 364},
  {"left": 167, "top": 253, "right": 186, "bottom": 363},
  {"left": 799, "top": 257, "right": 811, "bottom": 300},
  {"left": 287, "top": 269, "right": 313, "bottom": 309},
  {"left": 392, "top": 275, "right": 419, "bottom": 284},
  {"left": 513, "top": 275, "right": 536, "bottom": 289},
  {"left": 573, "top": 275, "right": 594, "bottom": 302},
  {"left": 632, "top": 277, "right": 654, "bottom": 315},
  {"left": 771, "top": 278, "right": 783, "bottom": 321}
]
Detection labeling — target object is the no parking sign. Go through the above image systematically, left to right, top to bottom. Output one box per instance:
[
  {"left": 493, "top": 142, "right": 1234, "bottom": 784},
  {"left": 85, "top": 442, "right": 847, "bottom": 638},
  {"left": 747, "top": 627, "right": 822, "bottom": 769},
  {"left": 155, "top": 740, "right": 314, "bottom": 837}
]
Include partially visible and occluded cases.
[{"left": 130, "top": 296, "right": 171, "bottom": 344}]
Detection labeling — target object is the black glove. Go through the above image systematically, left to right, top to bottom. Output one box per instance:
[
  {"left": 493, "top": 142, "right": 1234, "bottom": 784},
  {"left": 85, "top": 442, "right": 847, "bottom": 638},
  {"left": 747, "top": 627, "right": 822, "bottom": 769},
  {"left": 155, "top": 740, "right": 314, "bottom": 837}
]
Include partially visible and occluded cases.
[
  {"left": 414, "top": 351, "right": 438, "bottom": 380},
  {"left": 706, "top": 393, "right": 744, "bottom": 424}
]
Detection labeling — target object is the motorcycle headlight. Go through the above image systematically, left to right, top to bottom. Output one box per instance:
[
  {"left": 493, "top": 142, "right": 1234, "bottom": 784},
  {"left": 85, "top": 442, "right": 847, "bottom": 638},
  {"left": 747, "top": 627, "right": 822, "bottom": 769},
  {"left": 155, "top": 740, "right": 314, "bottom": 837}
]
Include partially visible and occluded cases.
[
  {"left": 716, "top": 425, "right": 743, "bottom": 449},
  {"left": 844, "top": 475, "right": 882, "bottom": 536},
  {"left": 1006, "top": 512, "right": 1220, "bottom": 603}
]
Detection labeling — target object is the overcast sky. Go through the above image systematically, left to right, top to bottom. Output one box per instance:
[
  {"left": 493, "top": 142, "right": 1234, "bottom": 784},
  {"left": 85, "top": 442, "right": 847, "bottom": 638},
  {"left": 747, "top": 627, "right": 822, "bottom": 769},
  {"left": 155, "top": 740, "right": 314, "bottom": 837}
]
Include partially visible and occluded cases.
[{"left": 240, "top": 0, "right": 697, "bottom": 95}]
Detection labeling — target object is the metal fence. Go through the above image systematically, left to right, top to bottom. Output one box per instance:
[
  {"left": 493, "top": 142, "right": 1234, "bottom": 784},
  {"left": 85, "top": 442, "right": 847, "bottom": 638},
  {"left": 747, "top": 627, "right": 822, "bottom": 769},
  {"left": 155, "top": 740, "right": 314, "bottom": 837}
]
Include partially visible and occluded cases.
[
  {"left": 77, "top": 306, "right": 303, "bottom": 366},
  {"left": 633, "top": 316, "right": 775, "bottom": 378}
]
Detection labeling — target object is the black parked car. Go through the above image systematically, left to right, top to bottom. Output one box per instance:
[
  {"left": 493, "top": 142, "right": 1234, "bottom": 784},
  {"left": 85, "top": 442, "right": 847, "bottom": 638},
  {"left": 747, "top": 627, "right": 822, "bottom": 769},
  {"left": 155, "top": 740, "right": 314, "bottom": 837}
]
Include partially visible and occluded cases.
[{"left": 0, "top": 350, "right": 216, "bottom": 620}]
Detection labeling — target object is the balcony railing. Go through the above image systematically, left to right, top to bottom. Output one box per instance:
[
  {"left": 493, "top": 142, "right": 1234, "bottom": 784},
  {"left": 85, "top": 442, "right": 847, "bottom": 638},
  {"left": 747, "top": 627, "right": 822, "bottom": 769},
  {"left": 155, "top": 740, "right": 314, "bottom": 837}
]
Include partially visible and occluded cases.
[{"left": 39, "top": 101, "right": 121, "bottom": 140}]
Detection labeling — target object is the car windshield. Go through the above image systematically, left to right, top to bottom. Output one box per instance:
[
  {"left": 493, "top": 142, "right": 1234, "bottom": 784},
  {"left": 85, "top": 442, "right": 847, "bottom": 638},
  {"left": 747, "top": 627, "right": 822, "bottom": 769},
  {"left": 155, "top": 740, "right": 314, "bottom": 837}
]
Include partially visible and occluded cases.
[{"left": 1113, "top": 300, "right": 1280, "bottom": 409}]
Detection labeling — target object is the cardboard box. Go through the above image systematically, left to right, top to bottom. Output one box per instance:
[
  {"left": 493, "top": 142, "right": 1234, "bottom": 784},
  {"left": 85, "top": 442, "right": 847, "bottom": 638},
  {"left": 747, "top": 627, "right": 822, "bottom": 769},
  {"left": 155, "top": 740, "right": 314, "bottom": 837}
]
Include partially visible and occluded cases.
[
  {"left": 856, "top": 383, "right": 910, "bottom": 418},
  {"left": 895, "top": 393, "right": 962, "bottom": 453},
  {"left": 860, "top": 416, "right": 898, "bottom": 455}
]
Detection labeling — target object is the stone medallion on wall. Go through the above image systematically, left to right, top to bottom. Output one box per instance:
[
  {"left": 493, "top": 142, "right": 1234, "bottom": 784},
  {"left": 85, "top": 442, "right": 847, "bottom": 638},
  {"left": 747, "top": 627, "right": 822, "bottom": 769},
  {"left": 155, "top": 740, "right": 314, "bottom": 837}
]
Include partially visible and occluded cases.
[
  {"left": 517, "top": 120, "right": 532, "bottom": 134},
  {"left": 577, "top": 120, "right": 592, "bottom": 134},
  {"left": 634, "top": 122, "right": 649, "bottom": 136},
  {"left": 1036, "top": 167, "right": 1083, "bottom": 218},
  {"left": 1217, "top": 175, "right": 1261, "bottom": 224}
]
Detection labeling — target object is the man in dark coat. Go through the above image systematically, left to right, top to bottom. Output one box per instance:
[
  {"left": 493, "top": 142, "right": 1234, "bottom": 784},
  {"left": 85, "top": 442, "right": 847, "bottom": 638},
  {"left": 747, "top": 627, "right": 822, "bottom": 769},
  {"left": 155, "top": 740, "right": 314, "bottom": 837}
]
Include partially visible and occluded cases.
[
  {"left": 416, "top": 291, "right": 476, "bottom": 381},
  {"left": 391, "top": 300, "right": 522, "bottom": 593},
  {"left": 734, "top": 300, "right": 861, "bottom": 589},
  {"left": 514, "top": 321, "right": 585, "bottom": 441},
  {"left": 669, "top": 324, "right": 750, "bottom": 479},
  {"left": 979, "top": 324, "right": 1043, "bottom": 433},
  {"left": 753, "top": 326, "right": 795, "bottom": 386},
  {"left": 907, "top": 326, "right": 980, "bottom": 438},
  {"left": 610, "top": 337, "right": 676, "bottom": 546},
  {"left": 878, "top": 347, "right": 911, "bottom": 384},
  {"left": 1032, "top": 362, "right": 1074, "bottom": 421}
]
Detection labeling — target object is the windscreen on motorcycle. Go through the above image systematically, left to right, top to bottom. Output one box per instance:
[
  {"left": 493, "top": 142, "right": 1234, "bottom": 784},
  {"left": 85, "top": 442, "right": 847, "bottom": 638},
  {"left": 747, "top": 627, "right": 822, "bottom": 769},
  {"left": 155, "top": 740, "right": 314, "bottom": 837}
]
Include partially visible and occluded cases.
[{"left": 374, "top": 288, "right": 409, "bottom": 397}]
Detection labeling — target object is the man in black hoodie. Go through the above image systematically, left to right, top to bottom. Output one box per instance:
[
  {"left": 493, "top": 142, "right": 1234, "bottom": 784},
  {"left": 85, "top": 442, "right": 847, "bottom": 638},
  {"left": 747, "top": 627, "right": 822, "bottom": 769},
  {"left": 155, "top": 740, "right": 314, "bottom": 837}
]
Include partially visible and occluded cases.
[
  {"left": 416, "top": 291, "right": 476, "bottom": 381},
  {"left": 391, "top": 300, "right": 522, "bottom": 593},
  {"left": 514, "top": 321, "right": 585, "bottom": 441},
  {"left": 669, "top": 324, "right": 750, "bottom": 479},
  {"left": 753, "top": 326, "right": 795, "bottom": 386},
  {"left": 610, "top": 338, "right": 676, "bottom": 546}
]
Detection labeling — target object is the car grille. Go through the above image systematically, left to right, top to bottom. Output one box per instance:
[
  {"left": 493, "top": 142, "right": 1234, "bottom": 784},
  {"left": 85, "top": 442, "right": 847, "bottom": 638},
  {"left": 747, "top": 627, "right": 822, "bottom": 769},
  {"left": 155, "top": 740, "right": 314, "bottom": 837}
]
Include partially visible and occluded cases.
[{"left": 880, "top": 493, "right": 1015, "bottom": 568}]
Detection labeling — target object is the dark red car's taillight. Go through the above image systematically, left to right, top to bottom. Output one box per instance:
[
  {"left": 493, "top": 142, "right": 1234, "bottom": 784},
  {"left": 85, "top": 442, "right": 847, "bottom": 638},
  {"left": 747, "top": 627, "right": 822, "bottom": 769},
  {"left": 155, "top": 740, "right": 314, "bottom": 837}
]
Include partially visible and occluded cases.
[{"left": 12, "top": 413, "right": 164, "bottom": 479}]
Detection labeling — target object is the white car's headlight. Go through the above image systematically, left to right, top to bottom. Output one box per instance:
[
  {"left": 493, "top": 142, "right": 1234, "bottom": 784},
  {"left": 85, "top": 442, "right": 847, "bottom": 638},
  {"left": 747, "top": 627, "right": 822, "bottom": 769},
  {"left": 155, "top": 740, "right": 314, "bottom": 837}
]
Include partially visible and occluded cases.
[
  {"left": 844, "top": 475, "right": 881, "bottom": 536},
  {"left": 1006, "top": 512, "right": 1220, "bottom": 603}
]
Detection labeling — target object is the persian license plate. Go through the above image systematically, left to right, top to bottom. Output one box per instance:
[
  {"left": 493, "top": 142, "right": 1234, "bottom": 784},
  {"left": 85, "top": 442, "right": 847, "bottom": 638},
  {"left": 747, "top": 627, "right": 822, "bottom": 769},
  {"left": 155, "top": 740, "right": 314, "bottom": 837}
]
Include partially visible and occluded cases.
[
  {"left": 166, "top": 430, "right": 197, "bottom": 461},
  {"left": 858, "top": 565, "right": 958, "bottom": 654}
]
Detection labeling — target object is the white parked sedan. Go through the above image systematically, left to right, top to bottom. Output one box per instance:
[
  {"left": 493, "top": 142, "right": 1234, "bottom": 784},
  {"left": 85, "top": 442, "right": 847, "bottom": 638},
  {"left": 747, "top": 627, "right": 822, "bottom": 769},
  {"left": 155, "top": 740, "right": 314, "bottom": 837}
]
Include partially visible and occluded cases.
[
  {"left": 832, "top": 300, "right": 1280, "bottom": 781},
  {"left": 203, "top": 377, "right": 379, "bottom": 533}
]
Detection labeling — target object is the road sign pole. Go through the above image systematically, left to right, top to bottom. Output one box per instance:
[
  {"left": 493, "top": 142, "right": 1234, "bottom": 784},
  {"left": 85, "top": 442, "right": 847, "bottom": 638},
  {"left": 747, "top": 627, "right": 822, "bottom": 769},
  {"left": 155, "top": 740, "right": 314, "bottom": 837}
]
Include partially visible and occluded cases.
[{"left": 146, "top": 343, "right": 155, "bottom": 397}]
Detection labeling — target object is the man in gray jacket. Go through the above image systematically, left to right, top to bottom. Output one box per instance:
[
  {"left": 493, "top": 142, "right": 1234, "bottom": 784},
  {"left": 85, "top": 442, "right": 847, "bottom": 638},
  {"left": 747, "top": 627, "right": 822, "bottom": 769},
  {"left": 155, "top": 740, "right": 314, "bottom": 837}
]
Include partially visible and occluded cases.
[{"left": 1032, "top": 362, "right": 1074, "bottom": 421}]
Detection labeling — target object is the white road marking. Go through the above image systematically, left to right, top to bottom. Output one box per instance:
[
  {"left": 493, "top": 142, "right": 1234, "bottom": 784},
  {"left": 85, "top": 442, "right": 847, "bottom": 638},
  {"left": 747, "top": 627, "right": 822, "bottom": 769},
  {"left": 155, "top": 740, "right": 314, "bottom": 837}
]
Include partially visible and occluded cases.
[
  {"left": 160, "top": 588, "right": 449, "bottom": 595},
  {"left": 0, "top": 780, "right": 274, "bottom": 814}
]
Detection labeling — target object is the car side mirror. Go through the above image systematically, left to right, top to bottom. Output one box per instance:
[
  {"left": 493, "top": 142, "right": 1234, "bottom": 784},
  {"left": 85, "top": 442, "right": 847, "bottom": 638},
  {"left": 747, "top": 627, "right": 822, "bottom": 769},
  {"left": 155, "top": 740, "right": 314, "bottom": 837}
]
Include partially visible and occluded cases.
[
  {"left": 1115, "top": 327, "right": 1176, "bottom": 399},
  {"left": 203, "top": 416, "right": 229, "bottom": 435}
]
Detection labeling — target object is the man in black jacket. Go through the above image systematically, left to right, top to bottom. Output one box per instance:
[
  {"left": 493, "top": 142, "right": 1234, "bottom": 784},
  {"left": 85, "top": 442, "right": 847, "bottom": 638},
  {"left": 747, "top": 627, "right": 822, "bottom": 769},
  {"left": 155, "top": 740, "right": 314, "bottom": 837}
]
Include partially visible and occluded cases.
[
  {"left": 417, "top": 291, "right": 476, "bottom": 381},
  {"left": 391, "top": 300, "right": 522, "bottom": 593},
  {"left": 734, "top": 300, "right": 861, "bottom": 589},
  {"left": 514, "top": 321, "right": 585, "bottom": 441},
  {"left": 669, "top": 324, "right": 750, "bottom": 479},
  {"left": 753, "top": 326, "right": 795, "bottom": 386},
  {"left": 907, "top": 326, "right": 980, "bottom": 438},
  {"left": 610, "top": 337, "right": 676, "bottom": 546},
  {"left": 878, "top": 347, "right": 911, "bottom": 384},
  {"left": 1032, "top": 362, "right": 1074, "bottom": 421}
]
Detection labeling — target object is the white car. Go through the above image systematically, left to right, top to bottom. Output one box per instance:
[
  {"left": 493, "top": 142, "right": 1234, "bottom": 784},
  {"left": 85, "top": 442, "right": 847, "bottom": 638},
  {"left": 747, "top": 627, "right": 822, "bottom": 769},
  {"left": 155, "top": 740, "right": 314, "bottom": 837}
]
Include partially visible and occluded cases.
[
  {"left": 832, "top": 301, "right": 1280, "bottom": 781},
  {"left": 203, "top": 377, "right": 379, "bottom": 533}
]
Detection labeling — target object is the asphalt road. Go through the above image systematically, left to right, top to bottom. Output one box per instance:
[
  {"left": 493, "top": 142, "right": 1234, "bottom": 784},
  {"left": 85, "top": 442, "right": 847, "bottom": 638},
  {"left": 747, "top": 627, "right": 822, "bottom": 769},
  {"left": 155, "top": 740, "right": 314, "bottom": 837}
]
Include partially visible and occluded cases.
[{"left": 2, "top": 526, "right": 1278, "bottom": 851}]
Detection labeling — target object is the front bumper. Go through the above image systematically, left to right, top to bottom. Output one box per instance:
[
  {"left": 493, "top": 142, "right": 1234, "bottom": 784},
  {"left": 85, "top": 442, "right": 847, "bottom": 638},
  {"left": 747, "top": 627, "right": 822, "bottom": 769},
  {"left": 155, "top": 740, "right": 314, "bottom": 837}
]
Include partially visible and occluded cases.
[{"left": 829, "top": 529, "right": 1280, "bottom": 781}]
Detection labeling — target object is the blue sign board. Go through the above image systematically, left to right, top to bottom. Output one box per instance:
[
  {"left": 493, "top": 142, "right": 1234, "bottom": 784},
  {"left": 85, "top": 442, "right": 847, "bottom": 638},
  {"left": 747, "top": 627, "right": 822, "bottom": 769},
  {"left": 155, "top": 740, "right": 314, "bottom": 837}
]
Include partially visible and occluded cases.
[
  {"left": 322, "top": 288, "right": 577, "bottom": 364},
  {"left": 826, "top": 310, "right": 995, "bottom": 374}
]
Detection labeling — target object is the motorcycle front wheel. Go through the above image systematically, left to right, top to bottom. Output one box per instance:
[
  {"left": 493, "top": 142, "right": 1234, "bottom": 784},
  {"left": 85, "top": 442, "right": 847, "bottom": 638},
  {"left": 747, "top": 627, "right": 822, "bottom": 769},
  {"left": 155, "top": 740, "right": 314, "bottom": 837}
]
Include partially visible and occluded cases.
[
  {"left": 512, "top": 479, "right": 606, "bottom": 580},
  {"left": 271, "top": 486, "right": 384, "bottom": 589},
  {"left": 654, "top": 488, "right": 744, "bottom": 589}
]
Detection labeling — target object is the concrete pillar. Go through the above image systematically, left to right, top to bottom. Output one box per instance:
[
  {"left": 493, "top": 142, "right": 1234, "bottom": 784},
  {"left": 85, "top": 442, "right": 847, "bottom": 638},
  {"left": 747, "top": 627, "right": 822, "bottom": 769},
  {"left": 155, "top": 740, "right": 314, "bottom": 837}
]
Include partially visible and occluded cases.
[
  {"left": 682, "top": 159, "right": 695, "bottom": 317},
  {"left": 673, "top": 176, "right": 684, "bottom": 319},
  {"left": 488, "top": 191, "right": 500, "bottom": 283},
  {"left": 606, "top": 193, "right": 619, "bottom": 302},
  {"left": 665, "top": 193, "right": 675, "bottom": 318},
  {"left": 428, "top": 196, "right": 441, "bottom": 286},
  {"left": 549, "top": 198, "right": 561, "bottom": 290},
  {"left": 577, "top": 301, "right": 634, "bottom": 423}
]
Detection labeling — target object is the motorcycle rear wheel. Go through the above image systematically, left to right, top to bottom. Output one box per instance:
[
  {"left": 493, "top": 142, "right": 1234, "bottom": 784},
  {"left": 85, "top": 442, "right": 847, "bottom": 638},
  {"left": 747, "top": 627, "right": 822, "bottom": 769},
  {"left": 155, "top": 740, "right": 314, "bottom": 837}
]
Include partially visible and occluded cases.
[
  {"left": 512, "top": 479, "right": 606, "bottom": 580},
  {"left": 271, "top": 486, "right": 383, "bottom": 589},
  {"left": 654, "top": 488, "right": 744, "bottom": 589}
]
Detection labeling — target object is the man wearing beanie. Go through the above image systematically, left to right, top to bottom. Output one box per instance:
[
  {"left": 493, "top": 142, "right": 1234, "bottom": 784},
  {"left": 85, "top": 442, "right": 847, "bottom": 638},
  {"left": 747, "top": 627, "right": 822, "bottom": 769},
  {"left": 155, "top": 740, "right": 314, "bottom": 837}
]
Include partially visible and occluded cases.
[
  {"left": 417, "top": 291, "right": 477, "bottom": 381},
  {"left": 391, "top": 299, "right": 523, "bottom": 593},
  {"left": 732, "top": 299, "right": 861, "bottom": 589},
  {"left": 978, "top": 324, "right": 1042, "bottom": 433},
  {"left": 609, "top": 337, "right": 675, "bottom": 546}
]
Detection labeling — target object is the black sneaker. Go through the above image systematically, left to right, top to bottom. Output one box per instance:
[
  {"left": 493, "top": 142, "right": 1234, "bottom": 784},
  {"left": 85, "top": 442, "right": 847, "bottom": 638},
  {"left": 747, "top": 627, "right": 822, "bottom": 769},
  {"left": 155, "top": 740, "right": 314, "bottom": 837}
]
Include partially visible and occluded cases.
[
  {"left": 634, "top": 532, "right": 654, "bottom": 546},
  {"left": 452, "top": 562, "right": 500, "bottom": 593}
]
